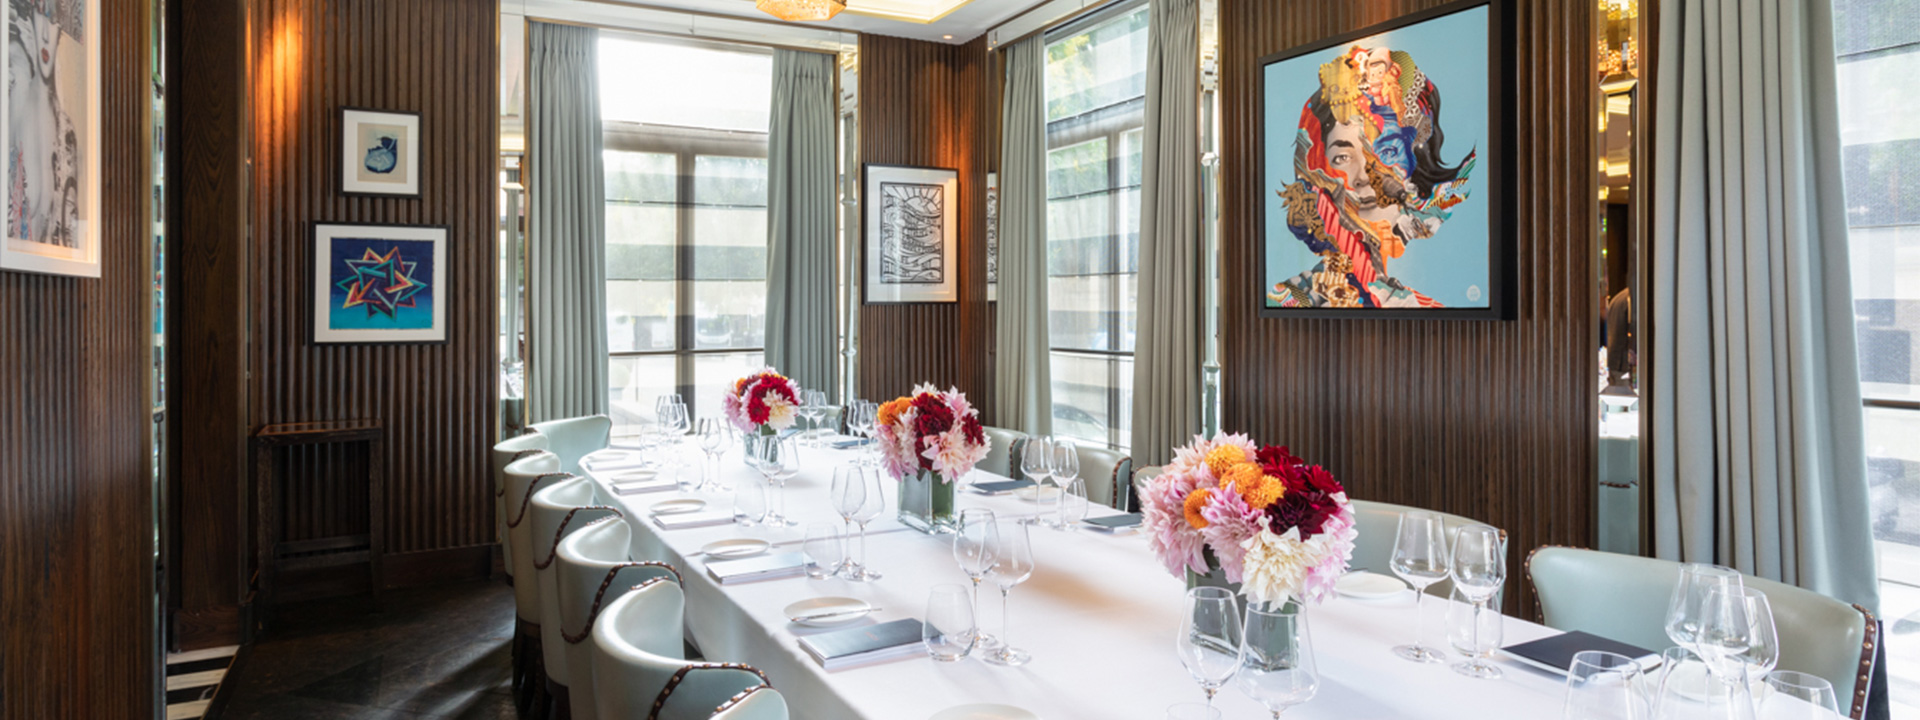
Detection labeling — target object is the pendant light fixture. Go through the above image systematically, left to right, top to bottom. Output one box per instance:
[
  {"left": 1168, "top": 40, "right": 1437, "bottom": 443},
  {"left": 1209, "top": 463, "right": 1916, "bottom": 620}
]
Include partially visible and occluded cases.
[{"left": 756, "top": 0, "right": 846, "bottom": 22}]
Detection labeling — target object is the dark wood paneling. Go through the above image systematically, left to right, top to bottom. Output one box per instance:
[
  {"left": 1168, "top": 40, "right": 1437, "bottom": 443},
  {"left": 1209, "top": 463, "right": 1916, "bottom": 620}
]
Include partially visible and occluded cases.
[
  {"left": 0, "top": 0, "right": 156, "bottom": 715},
  {"left": 248, "top": 0, "right": 498, "bottom": 577},
  {"left": 1218, "top": 0, "right": 1595, "bottom": 615},
  {"left": 856, "top": 35, "right": 994, "bottom": 406}
]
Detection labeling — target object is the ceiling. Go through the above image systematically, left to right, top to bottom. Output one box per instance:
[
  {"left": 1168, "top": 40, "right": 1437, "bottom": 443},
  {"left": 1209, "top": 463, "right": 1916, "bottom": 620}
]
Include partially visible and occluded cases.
[{"left": 611, "top": 0, "right": 1049, "bottom": 43}]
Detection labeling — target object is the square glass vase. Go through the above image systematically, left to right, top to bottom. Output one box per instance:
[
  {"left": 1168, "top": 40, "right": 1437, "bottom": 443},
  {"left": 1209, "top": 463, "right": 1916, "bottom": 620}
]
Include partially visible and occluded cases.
[{"left": 898, "top": 470, "right": 958, "bottom": 534}]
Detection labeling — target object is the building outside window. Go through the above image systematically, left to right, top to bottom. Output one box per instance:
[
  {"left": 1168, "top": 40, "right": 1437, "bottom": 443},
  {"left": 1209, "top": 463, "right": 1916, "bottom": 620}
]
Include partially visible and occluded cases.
[
  {"left": 1044, "top": 3, "right": 1148, "bottom": 450},
  {"left": 600, "top": 36, "right": 773, "bottom": 428}
]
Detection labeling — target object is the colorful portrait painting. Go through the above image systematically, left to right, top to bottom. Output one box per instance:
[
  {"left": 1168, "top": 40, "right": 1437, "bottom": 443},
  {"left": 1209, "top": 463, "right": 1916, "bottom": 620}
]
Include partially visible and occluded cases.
[
  {"left": 1, "top": 0, "right": 100, "bottom": 277},
  {"left": 1259, "top": 2, "right": 1507, "bottom": 318},
  {"left": 312, "top": 223, "right": 446, "bottom": 344}
]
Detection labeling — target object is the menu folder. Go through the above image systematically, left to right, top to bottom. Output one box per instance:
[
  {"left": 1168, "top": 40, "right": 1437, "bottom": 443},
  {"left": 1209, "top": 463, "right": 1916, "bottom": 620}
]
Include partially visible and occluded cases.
[
  {"left": 968, "top": 479, "right": 1037, "bottom": 496},
  {"left": 651, "top": 510, "right": 735, "bottom": 531},
  {"left": 705, "top": 551, "right": 807, "bottom": 585},
  {"left": 798, "top": 618, "right": 926, "bottom": 671},
  {"left": 1500, "top": 630, "right": 1663, "bottom": 677}
]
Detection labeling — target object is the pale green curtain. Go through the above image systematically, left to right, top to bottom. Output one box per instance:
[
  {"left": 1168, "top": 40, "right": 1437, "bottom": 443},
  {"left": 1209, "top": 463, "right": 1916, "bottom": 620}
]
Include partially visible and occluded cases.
[
  {"left": 1129, "top": 0, "right": 1202, "bottom": 466},
  {"left": 1650, "top": 0, "right": 1877, "bottom": 611},
  {"left": 527, "top": 21, "right": 608, "bottom": 423},
  {"left": 993, "top": 35, "right": 1051, "bottom": 436},
  {"left": 764, "top": 49, "right": 839, "bottom": 397}
]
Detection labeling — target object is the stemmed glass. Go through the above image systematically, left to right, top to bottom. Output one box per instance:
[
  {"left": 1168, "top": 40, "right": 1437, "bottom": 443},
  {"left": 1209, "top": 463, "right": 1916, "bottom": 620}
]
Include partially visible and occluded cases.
[
  {"left": 801, "top": 389, "right": 829, "bottom": 447},
  {"left": 651, "top": 394, "right": 682, "bottom": 467},
  {"left": 660, "top": 403, "right": 691, "bottom": 487},
  {"left": 697, "top": 418, "right": 729, "bottom": 490},
  {"left": 752, "top": 436, "right": 801, "bottom": 527},
  {"left": 1019, "top": 437, "right": 1053, "bottom": 525},
  {"left": 1047, "top": 439, "right": 1079, "bottom": 530},
  {"left": 847, "top": 464, "right": 886, "bottom": 581},
  {"left": 830, "top": 465, "right": 866, "bottom": 576},
  {"left": 1058, "top": 478, "right": 1089, "bottom": 530},
  {"left": 953, "top": 509, "right": 1001, "bottom": 651},
  {"left": 1390, "top": 511, "right": 1451, "bottom": 663},
  {"left": 982, "top": 520, "right": 1035, "bottom": 666},
  {"left": 1448, "top": 524, "right": 1505, "bottom": 679},
  {"left": 1666, "top": 564, "right": 1744, "bottom": 657},
  {"left": 1177, "top": 586, "right": 1243, "bottom": 709},
  {"left": 1730, "top": 589, "right": 1779, "bottom": 685},
  {"left": 1237, "top": 602, "right": 1317, "bottom": 718},
  {"left": 1563, "top": 650, "right": 1642, "bottom": 720},
  {"left": 1765, "top": 672, "right": 1841, "bottom": 719}
]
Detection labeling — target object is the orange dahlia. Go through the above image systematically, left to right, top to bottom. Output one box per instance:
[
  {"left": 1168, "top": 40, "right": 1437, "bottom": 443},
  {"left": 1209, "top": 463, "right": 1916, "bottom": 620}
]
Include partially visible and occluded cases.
[
  {"left": 876, "top": 397, "right": 910, "bottom": 428},
  {"left": 1203, "top": 445, "right": 1247, "bottom": 478},
  {"left": 1240, "top": 474, "right": 1286, "bottom": 510},
  {"left": 1183, "top": 489, "right": 1213, "bottom": 529}
]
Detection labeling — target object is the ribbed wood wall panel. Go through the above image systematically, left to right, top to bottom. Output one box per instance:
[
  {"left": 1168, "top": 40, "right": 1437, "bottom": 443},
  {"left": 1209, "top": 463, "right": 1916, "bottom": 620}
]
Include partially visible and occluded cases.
[
  {"left": 0, "top": 0, "right": 155, "bottom": 715},
  {"left": 250, "top": 0, "right": 498, "bottom": 557},
  {"left": 1218, "top": 0, "right": 1594, "bottom": 615},
  {"left": 856, "top": 35, "right": 995, "bottom": 407}
]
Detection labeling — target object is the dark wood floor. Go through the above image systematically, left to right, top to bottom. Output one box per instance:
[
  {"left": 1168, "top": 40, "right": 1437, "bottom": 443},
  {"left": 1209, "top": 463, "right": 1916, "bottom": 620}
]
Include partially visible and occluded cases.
[{"left": 220, "top": 579, "right": 517, "bottom": 719}]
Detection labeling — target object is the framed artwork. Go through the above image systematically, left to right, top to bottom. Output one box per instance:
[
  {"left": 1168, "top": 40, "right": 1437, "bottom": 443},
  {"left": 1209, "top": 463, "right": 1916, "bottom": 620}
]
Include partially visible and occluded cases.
[
  {"left": 0, "top": 0, "right": 101, "bottom": 277},
  {"left": 1256, "top": 0, "right": 1513, "bottom": 320},
  {"left": 340, "top": 108, "right": 421, "bottom": 197},
  {"left": 862, "top": 164, "right": 958, "bottom": 304},
  {"left": 986, "top": 171, "right": 999, "bottom": 302},
  {"left": 312, "top": 223, "right": 447, "bottom": 344}
]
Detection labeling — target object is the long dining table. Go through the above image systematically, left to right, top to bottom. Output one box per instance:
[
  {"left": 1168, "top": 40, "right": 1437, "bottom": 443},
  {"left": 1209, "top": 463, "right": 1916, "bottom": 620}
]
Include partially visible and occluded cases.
[{"left": 582, "top": 438, "right": 1605, "bottom": 720}]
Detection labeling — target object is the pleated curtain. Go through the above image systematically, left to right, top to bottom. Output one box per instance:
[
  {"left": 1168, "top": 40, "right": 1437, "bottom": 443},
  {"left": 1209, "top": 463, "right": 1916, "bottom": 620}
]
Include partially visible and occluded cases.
[
  {"left": 1129, "top": 0, "right": 1203, "bottom": 466},
  {"left": 1650, "top": 0, "right": 1878, "bottom": 611},
  {"left": 526, "top": 21, "right": 609, "bottom": 423},
  {"left": 993, "top": 35, "right": 1052, "bottom": 436},
  {"left": 764, "top": 49, "right": 840, "bottom": 398}
]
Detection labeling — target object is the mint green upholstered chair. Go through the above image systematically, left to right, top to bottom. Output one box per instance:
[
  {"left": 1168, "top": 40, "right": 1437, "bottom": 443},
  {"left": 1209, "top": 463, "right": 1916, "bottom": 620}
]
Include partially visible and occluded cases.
[
  {"left": 531, "top": 414, "right": 613, "bottom": 475},
  {"left": 981, "top": 427, "right": 1027, "bottom": 478},
  {"left": 492, "top": 432, "right": 550, "bottom": 582},
  {"left": 1071, "top": 443, "right": 1132, "bottom": 510},
  {"left": 1350, "top": 500, "right": 1503, "bottom": 599},
  {"left": 556, "top": 517, "right": 681, "bottom": 720},
  {"left": 1526, "top": 546, "right": 1877, "bottom": 719},
  {"left": 591, "top": 580, "right": 775, "bottom": 720},
  {"left": 709, "top": 686, "right": 789, "bottom": 720}
]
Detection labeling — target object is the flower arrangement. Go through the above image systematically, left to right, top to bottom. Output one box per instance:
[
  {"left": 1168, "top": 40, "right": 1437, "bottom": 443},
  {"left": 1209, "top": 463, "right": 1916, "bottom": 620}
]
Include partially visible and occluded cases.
[
  {"left": 722, "top": 368, "right": 801, "bottom": 435},
  {"left": 873, "top": 383, "right": 990, "bottom": 484},
  {"left": 1140, "top": 434, "right": 1356, "bottom": 607}
]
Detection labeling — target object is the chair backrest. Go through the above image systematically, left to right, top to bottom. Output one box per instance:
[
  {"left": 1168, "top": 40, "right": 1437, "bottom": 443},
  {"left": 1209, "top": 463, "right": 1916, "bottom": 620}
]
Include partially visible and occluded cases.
[
  {"left": 816, "top": 405, "right": 843, "bottom": 435},
  {"left": 531, "top": 414, "right": 613, "bottom": 475},
  {"left": 980, "top": 427, "right": 1026, "bottom": 478},
  {"left": 492, "top": 433, "right": 551, "bottom": 577},
  {"left": 1072, "top": 444, "right": 1131, "bottom": 510},
  {"left": 505, "top": 452, "right": 563, "bottom": 621},
  {"left": 1131, "top": 465, "right": 1165, "bottom": 513},
  {"left": 531, "top": 476, "right": 623, "bottom": 687},
  {"left": 1349, "top": 499, "right": 1501, "bottom": 598},
  {"left": 557, "top": 517, "right": 682, "bottom": 720},
  {"left": 1527, "top": 547, "right": 1876, "bottom": 719},
  {"left": 592, "top": 582, "right": 772, "bottom": 720},
  {"left": 710, "top": 686, "right": 789, "bottom": 720}
]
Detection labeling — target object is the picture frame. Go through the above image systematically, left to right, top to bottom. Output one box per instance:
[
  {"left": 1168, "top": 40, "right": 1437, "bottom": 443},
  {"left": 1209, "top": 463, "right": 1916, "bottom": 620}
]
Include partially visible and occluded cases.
[
  {"left": 0, "top": 0, "right": 102, "bottom": 277},
  {"left": 1254, "top": 0, "right": 1514, "bottom": 320},
  {"left": 340, "top": 107, "right": 421, "bottom": 197},
  {"left": 862, "top": 163, "right": 959, "bottom": 305},
  {"left": 986, "top": 171, "right": 999, "bottom": 303},
  {"left": 312, "top": 222, "right": 448, "bottom": 344}
]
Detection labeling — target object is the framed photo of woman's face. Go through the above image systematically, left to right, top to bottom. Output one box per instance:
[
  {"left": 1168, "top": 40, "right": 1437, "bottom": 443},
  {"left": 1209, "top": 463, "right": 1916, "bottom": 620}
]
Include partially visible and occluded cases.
[{"left": 0, "top": 0, "right": 102, "bottom": 277}]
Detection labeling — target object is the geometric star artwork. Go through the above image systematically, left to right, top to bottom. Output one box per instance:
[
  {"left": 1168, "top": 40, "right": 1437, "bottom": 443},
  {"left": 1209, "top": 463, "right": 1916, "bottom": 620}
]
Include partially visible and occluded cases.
[{"left": 335, "top": 246, "right": 428, "bottom": 318}]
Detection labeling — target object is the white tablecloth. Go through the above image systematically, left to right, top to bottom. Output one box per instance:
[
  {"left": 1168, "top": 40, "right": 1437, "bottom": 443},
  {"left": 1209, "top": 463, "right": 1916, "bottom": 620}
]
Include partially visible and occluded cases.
[{"left": 585, "top": 441, "right": 1619, "bottom": 719}]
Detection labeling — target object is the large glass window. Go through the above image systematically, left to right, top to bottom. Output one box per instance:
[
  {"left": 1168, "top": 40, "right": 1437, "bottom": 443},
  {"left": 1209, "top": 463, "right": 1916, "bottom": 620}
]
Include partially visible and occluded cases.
[
  {"left": 1830, "top": 0, "right": 1920, "bottom": 713},
  {"left": 1044, "top": 4, "right": 1148, "bottom": 450},
  {"left": 601, "top": 36, "right": 772, "bottom": 429}
]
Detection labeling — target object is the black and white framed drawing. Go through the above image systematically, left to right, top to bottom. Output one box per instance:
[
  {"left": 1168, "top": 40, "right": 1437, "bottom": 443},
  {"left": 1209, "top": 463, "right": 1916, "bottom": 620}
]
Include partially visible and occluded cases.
[
  {"left": 0, "top": 0, "right": 102, "bottom": 277},
  {"left": 340, "top": 108, "right": 421, "bottom": 197},
  {"left": 862, "top": 164, "right": 958, "bottom": 304}
]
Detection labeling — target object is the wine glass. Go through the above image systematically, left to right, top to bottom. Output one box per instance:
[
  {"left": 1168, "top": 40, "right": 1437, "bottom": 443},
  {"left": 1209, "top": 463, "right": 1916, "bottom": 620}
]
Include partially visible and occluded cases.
[
  {"left": 798, "top": 389, "right": 827, "bottom": 447},
  {"left": 661, "top": 403, "right": 691, "bottom": 488},
  {"left": 697, "top": 418, "right": 729, "bottom": 490},
  {"left": 752, "top": 436, "right": 801, "bottom": 527},
  {"left": 1019, "top": 437, "right": 1052, "bottom": 525},
  {"left": 1047, "top": 439, "right": 1079, "bottom": 530},
  {"left": 848, "top": 464, "right": 886, "bottom": 581},
  {"left": 830, "top": 465, "right": 867, "bottom": 577},
  {"left": 1058, "top": 478, "right": 1089, "bottom": 530},
  {"left": 953, "top": 508, "right": 1001, "bottom": 650},
  {"left": 1390, "top": 511, "right": 1451, "bottom": 663},
  {"left": 982, "top": 520, "right": 1035, "bottom": 666},
  {"left": 802, "top": 522, "right": 842, "bottom": 579},
  {"left": 1448, "top": 524, "right": 1505, "bottom": 679},
  {"left": 1666, "top": 564, "right": 1743, "bottom": 653},
  {"left": 924, "top": 584, "right": 976, "bottom": 662},
  {"left": 1448, "top": 584, "right": 1504, "bottom": 671},
  {"left": 1176, "top": 586, "right": 1242, "bottom": 709},
  {"left": 1695, "top": 586, "right": 1757, "bottom": 683},
  {"left": 1729, "top": 588, "right": 1778, "bottom": 684},
  {"left": 1237, "top": 602, "right": 1317, "bottom": 718},
  {"left": 1563, "top": 650, "right": 1642, "bottom": 720},
  {"left": 1765, "top": 672, "right": 1841, "bottom": 719}
]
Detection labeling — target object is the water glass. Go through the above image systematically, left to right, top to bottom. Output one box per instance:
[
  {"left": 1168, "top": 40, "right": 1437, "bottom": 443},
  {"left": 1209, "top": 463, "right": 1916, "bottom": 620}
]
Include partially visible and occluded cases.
[
  {"left": 697, "top": 418, "right": 729, "bottom": 489},
  {"left": 753, "top": 436, "right": 802, "bottom": 527},
  {"left": 1019, "top": 437, "right": 1052, "bottom": 524},
  {"left": 1046, "top": 439, "right": 1079, "bottom": 528},
  {"left": 849, "top": 464, "right": 886, "bottom": 581},
  {"left": 830, "top": 465, "right": 867, "bottom": 576},
  {"left": 732, "top": 476, "right": 765, "bottom": 526},
  {"left": 1057, "top": 478, "right": 1089, "bottom": 530},
  {"left": 953, "top": 509, "right": 1000, "bottom": 650},
  {"left": 1390, "top": 510, "right": 1450, "bottom": 663},
  {"left": 983, "top": 520, "right": 1035, "bottom": 666},
  {"left": 802, "top": 522, "right": 842, "bottom": 579},
  {"left": 1448, "top": 524, "right": 1505, "bottom": 679},
  {"left": 923, "top": 584, "right": 976, "bottom": 662},
  {"left": 1446, "top": 585, "right": 1503, "bottom": 677},
  {"left": 1176, "top": 586, "right": 1243, "bottom": 708},
  {"left": 1695, "top": 586, "right": 1757, "bottom": 680},
  {"left": 1238, "top": 602, "right": 1317, "bottom": 718},
  {"left": 1564, "top": 650, "right": 1642, "bottom": 720},
  {"left": 1764, "top": 671, "right": 1841, "bottom": 719}
]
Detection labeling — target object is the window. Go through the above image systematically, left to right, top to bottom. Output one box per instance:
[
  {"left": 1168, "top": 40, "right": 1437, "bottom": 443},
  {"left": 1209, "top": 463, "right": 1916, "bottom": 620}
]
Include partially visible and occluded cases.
[
  {"left": 1830, "top": 0, "right": 1920, "bottom": 713},
  {"left": 1044, "top": 4, "right": 1149, "bottom": 450},
  {"left": 600, "top": 36, "right": 773, "bottom": 430}
]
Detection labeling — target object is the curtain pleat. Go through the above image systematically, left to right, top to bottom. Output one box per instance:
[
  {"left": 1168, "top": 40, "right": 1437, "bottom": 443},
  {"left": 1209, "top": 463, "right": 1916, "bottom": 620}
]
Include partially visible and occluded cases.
[
  {"left": 1129, "top": 0, "right": 1203, "bottom": 465},
  {"left": 1650, "top": 0, "right": 1877, "bottom": 611},
  {"left": 526, "top": 22, "right": 609, "bottom": 423},
  {"left": 993, "top": 36, "right": 1052, "bottom": 436},
  {"left": 764, "top": 49, "right": 840, "bottom": 398}
]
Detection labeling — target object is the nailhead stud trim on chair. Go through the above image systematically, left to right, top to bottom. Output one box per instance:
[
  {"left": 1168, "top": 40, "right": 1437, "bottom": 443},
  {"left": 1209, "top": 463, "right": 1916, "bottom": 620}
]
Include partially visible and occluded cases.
[
  {"left": 509, "top": 473, "right": 574, "bottom": 529},
  {"left": 537, "top": 506, "right": 623, "bottom": 570},
  {"left": 563, "top": 574, "right": 680, "bottom": 644},
  {"left": 649, "top": 664, "right": 772, "bottom": 720},
  {"left": 711, "top": 684, "right": 774, "bottom": 716}
]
